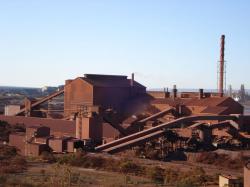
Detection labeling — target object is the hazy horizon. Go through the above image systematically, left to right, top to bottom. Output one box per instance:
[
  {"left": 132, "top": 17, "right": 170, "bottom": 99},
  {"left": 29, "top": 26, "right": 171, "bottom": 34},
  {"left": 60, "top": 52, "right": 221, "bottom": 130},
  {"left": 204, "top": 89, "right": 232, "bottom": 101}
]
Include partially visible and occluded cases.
[{"left": 1, "top": 85, "right": 249, "bottom": 93}]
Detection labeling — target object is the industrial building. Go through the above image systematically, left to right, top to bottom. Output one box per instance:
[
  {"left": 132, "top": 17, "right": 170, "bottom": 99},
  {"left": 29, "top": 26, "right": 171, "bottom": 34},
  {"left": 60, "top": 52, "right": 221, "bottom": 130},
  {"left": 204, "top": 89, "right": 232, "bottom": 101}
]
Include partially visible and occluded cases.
[
  {"left": 1, "top": 35, "right": 250, "bottom": 157},
  {"left": 64, "top": 73, "right": 146, "bottom": 117},
  {"left": 9, "top": 125, "right": 82, "bottom": 156},
  {"left": 219, "top": 175, "right": 242, "bottom": 187}
]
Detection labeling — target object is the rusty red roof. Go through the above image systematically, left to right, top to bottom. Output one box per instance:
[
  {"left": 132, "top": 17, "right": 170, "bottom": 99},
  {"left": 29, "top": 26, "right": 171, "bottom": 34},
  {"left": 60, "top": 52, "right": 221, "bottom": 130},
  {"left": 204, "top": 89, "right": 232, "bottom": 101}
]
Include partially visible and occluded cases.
[
  {"left": 78, "top": 76, "right": 145, "bottom": 88},
  {"left": 152, "top": 97, "right": 233, "bottom": 107},
  {"left": 184, "top": 97, "right": 230, "bottom": 106},
  {"left": 151, "top": 98, "right": 189, "bottom": 106},
  {"left": 201, "top": 106, "right": 228, "bottom": 114},
  {"left": 0, "top": 115, "right": 75, "bottom": 137}
]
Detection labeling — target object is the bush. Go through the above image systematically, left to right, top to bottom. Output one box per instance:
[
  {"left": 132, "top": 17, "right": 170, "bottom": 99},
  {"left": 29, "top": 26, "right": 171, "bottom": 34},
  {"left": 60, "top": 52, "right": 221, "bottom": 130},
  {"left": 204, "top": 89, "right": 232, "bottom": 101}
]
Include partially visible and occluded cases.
[
  {"left": 0, "top": 121, "right": 25, "bottom": 142},
  {"left": 0, "top": 145, "right": 17, "bottom": 160},
  {"left": 0, "top": 145, "right": 27, "bottom": 174},
  {"left": 145, "top": 149, "right": 160, "bottom": 160},
  {"left": 40, "top": 151, "right": 56, "bottom": 163},
  {"left": 196, "top": 152, "right": 244, "bottom": 170},
  {"left": 56, "top": 154, "right": 75, "bottom": 165},
  {"left": 56, "top": 154, "right": 109, "bottom": 169},
  {"left": 10, "top": 156, "right": 27, "bottom": 170},
  {"left": 81, "top": 156, "right": 106, "bottom": 168},
  {"left": 102, "top": 157, "right": 120, "bottom": 172},
  {"left": 119, "top": 160, "right": 142, "bottom": 175},
  {"left": 147, "top": 166, "right": 165, "bottom": 183},
  {"left": 164, "top": 168, "right": 179, "bottom": 184},
  {"left": 0, "top": 175, "right": 6, "bottom": 184},
  {"left": 176, "top": 178, "right": 198, "bottom": 187}
]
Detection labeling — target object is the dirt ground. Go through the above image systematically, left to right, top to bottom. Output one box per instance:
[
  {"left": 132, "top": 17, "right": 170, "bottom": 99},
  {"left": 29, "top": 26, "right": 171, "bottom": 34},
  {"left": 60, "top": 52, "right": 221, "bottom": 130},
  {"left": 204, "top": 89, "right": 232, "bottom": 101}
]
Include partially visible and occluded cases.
[
  {"left": 13, "top": 153, "right": 241, "bottom": 187},
  {"left": 100, "top": 153, "right": 243, "bottom": 177},
  {"left": 16, "top": 161, "right": 154, "bottom": 187},
  {"left": 24, "top": 162, "right": 220, "bottom": 187}
]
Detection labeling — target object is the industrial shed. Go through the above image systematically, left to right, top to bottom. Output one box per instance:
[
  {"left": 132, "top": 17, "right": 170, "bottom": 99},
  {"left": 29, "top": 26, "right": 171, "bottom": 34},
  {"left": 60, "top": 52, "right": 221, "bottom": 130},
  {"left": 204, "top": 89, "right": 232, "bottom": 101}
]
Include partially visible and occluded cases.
[{"left": 64, "top": 74, "right": 146, "bottom": 117}]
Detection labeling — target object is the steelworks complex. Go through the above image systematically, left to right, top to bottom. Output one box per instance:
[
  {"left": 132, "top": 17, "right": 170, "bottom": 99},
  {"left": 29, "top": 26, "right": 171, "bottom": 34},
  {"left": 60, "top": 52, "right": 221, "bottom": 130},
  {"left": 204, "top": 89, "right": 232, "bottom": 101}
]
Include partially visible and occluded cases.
[
  {"left": 1, "top": 35, "right": 250, "bottom": 186},
  {"left": 2, "top": 73, "right": 249, "bottom": 155}
]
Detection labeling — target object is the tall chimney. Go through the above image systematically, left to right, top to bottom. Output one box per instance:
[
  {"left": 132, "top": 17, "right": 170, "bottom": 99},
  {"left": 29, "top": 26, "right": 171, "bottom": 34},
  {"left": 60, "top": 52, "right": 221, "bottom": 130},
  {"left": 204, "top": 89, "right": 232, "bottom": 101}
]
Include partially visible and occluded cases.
[
  {"left": 219, "top": 35, "right": 225, "bottom": 97},
  {"left": 173, "top": 85, "right": 177, "bottom": 99},
  {"left": 164, "top": 87, "right": 170, "bottom": 98},
  {"left": 199, "top": 88, "right": 204, "bottom": 99}
]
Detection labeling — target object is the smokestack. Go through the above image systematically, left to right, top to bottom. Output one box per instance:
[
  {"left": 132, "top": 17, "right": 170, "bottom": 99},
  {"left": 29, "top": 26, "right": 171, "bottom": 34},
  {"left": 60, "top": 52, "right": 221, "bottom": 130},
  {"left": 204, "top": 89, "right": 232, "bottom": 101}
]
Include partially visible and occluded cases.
[
  {"left": 219, "top": 35, "right": 225, "bottom": 97},
  {"left": 130, "top": 73, "right": 134, "bottom": 87},
  {"left": 173, "top": 85, "right": 177, "bottom": 99},
  {"left": 164, "top": 87, "right": 170, "bottom": 98},
  {"left": 199, "top": 88, "right": 204, "bottom": 99}
]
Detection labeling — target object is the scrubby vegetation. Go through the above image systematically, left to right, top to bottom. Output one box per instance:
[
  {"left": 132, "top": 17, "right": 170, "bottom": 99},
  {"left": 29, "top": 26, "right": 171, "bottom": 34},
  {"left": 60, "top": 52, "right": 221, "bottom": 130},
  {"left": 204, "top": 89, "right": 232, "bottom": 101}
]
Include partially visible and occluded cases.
[
  {"left": 0, "top": 120, "right": 25, "bottom": 142},
  {"left": 0, "top": 145, "right": 27, "bottom": 174},
  {"left": 0, "top": 146, "right": 226, "bottom": 186},
  {"left": 0, "top": 148, "right": 219, "bottom": 186},
  {"left": 40, "top": 151, "right": 210, "bottom": 186},
  {"left": 55, "top": 151, "right": 145, "bottom": 176},
  {"left": 196, "top": 152, "right": 248, "bottom": 170}
]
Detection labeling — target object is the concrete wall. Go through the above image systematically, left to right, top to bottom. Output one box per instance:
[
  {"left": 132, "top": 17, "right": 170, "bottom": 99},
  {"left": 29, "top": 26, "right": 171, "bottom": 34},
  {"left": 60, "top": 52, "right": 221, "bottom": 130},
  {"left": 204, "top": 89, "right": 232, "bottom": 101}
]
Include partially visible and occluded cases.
[
  {"left": 4, "top": 105, "right": 20, "bottom": 116},
  {"left": 76, "top": 117, "right": 103, "bottom": 142},
  {"left": 9, "top": 133, "right": 25, "bottom": 155},
  {"left": 49, "top": 138, "right": 67, "bottom": 153},
  {"left": 26, "top": 143, "right": 49, "bottom": 157},
  {"left": 219, "top": 175, "right": 229, "bottom": 187}
]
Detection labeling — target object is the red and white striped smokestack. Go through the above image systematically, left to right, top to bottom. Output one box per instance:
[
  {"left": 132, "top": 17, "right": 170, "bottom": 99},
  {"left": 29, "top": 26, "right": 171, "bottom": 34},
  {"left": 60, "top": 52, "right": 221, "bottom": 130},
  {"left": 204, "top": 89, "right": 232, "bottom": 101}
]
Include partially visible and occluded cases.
[{"left": 219, "top": 35, "right": 225, "bottom": 97}]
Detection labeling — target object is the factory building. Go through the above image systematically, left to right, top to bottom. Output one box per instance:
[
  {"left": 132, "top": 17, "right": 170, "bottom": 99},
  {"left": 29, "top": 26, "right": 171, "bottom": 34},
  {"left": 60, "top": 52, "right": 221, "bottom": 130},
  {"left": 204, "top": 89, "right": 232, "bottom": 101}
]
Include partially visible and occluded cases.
[
  {"left": 64, "top": 74, "right": 146, "bottom": 118},
  {"left": 150, "top": 88, "right": 243, "bottom": 116},
  {"left": 4, "top": 105, "right": 20, "bottom": 116},
  {"left": 9, "top": 125, "right": 81, "bottom": 156},
  {"left": 219, "top": 175, "right": 242, "bottom": 187}
]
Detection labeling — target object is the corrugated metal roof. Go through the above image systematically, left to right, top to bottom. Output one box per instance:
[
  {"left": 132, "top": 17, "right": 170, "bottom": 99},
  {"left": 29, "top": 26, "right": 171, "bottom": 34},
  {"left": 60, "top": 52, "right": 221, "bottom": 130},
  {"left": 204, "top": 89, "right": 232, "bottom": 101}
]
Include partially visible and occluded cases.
[
  {"left": 79, "top": 77, "right": 145, "bottom": 88},
  {"left": 151, "top": 96, "right": 242, "bottom": 115},
  {"left": 152, "top": 97, "right": 231, "bottom": 107},
  {"left": 184, "top": 97, "right": 230, "bottom": 106},
  {"left": 151, "top": 98, "right": 188, "bottom": 106},
  {"left": 201, "top": 106, "right": 228, "bottom": 114},
  {"left": 0, "top": 115, "right": 75, "bottom": 137}
]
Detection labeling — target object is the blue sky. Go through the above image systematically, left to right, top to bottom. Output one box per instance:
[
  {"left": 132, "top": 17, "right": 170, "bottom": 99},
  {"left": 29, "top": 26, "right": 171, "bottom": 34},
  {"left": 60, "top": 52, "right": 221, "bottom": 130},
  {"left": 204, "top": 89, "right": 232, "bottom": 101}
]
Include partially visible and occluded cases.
[{"left": 0, "top": 0, "right": 249, "bottom": 90}]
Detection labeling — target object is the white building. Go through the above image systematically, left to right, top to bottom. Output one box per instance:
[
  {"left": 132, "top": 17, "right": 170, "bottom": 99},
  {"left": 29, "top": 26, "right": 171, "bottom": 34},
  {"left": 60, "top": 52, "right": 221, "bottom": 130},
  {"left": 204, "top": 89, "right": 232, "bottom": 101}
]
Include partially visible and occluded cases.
[
  {"left": 4, "top": 105, "right": 20, "bottom": 116},
  {"left": 219, "top": 175, "right": 242, "bottom": 187}
]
